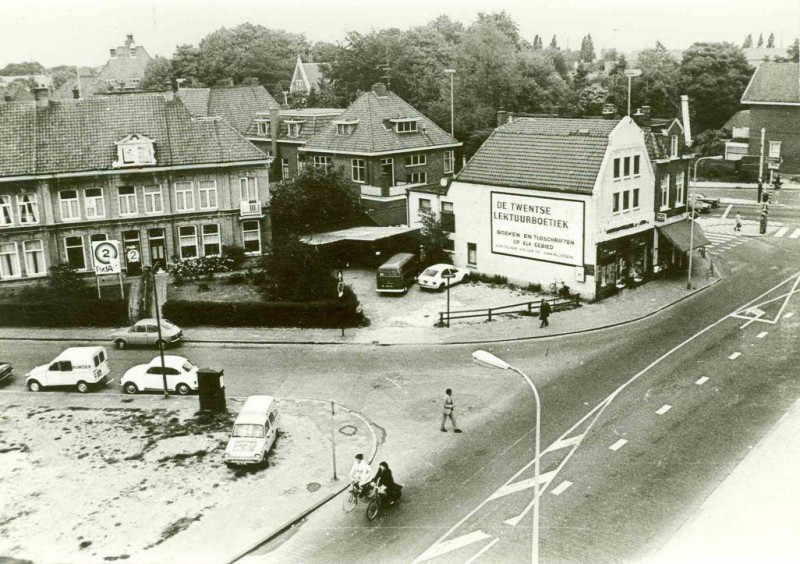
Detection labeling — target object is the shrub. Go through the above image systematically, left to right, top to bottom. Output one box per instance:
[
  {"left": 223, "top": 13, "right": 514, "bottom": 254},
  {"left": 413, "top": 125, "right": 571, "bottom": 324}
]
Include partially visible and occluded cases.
[
  {"left": 222, "top": 246, "right": 247, "bottom": 270},
  {"left": 167, "top": 256, "right": 233, "bottom": 282},
  {"left": 226, "top": 272, "right": 247, "bottom": 285},
  {"left": 466, "top": 272, "right": 508, "bottom": 285},
  {"left": 0, "top": 297, "right": 128, "bottom": 327}
]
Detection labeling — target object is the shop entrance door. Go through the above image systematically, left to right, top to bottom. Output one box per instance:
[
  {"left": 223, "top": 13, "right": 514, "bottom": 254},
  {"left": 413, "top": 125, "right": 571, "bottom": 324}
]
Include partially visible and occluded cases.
[{"left": 147, "top": 228, "right": 167, "bottom": 271}]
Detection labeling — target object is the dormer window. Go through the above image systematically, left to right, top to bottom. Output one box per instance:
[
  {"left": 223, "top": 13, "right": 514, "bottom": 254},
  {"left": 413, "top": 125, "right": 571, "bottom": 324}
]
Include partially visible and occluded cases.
[
  {"left": 390, "top": 118, "right": 418, "bottom": 133},
  {"left": 256, "top": 119, "right": 270, "bottom": 135},
  {"left": 335, "top": 120, "right": 359, "bottom": 136},
  {"left": 286, "top": 121, "right": 304, "bottom": 138},
  {"left": 113, "top": 134, "right": 156, "bottom": 168},
  {"left": 670, "top": 135, "right": 679, "bottom": 158}
]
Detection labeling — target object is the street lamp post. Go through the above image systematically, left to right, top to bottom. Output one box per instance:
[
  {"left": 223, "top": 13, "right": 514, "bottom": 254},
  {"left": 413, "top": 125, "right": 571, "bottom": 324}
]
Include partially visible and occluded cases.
[
  {"left": 444, "top": 69, "right": 456, "bottom": 137},
  {"left": 624, "top": 69, "right": 641, "bottom": 117},
  {"left": 687, "top": 155, "right": 724, "bottom": 289},
  {"left": 144, "top": 266, "right": 169, "bottom": 398},
  {"left": 472, "top": 350, "right": 541, "bottom": 564}
]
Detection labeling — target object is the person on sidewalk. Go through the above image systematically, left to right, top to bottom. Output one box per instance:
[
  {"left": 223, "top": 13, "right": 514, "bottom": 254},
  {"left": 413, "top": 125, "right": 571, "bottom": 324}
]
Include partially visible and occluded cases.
[
  {"left": 759, "top": 211, "right": 768, "bottom": 235},
  {"left": 734, "top": 212, "right": 742, "bottom": 232},
  {"left": 539, "top": 299, "right": 551, "bottom": 328},
  {"left": 440, "top": 388, "right": 462, "bottom": 433},
  {"left": 348, "top": 453, "right": 373, "bottom": 496}
]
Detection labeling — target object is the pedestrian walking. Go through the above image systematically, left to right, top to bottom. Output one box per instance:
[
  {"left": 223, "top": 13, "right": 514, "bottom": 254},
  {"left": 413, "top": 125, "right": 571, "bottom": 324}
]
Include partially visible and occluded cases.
[
  {"left": 759, "top": 211, "right": 768, "bottom": 235},
  {"left": 734, "top": 212, "right": 742, "bottom": 232},
  {"left": 539, "top": 299, "right": 551, "bottom": 328},
  {"left": 440, "top": 388, "right": 462, "bottom": 433}
]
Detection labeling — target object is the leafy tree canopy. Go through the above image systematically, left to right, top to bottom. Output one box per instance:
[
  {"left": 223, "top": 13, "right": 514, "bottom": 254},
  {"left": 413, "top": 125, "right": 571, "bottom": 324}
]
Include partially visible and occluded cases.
[
  {"left": 580, "top": 34, "right": 595, "bottom": 63},
  {"left": 636, "top": 41, "right": 680, "bottom": 117},
  {"left": 140, "top": 56, "right": 174, "bottom": 91},
  {"left": 0, "top": 61, "right": 45, "bottom": 75}
]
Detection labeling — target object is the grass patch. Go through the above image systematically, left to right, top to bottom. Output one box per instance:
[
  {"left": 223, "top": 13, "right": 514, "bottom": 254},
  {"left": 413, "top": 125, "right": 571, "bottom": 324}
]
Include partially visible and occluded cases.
[{"left": 168, "top": 278, "right": 263, "bottom": 303}]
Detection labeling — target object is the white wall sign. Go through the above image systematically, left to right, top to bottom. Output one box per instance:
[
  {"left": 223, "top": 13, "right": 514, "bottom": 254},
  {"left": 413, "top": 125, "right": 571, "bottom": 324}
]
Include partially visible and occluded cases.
[
  {"left": 490, "top": 192, "right": 584, "bottom": 266},
  {"left": 92, "top": 240, "right": 122, "bottom": 275}
]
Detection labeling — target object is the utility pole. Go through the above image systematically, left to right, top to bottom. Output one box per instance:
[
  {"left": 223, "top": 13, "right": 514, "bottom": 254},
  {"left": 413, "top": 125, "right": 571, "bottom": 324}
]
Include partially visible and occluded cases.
[{"left": 758, "top": 127, "right": 766, "bottom": 203}]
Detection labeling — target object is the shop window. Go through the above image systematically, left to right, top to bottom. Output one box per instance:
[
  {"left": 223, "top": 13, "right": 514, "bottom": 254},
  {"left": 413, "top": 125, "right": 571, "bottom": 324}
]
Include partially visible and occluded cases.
[
  {"left": 351, "top": 158, "right": 366, "bottom": 183},
  {"left": 198, "top": 180, "right": 218, "bottom": 210},
  {"left": 175, "top": 182, "right": 194, "bottom": 212},
  {"left": 118, "top": 186, "right": 137, "bottom": 215},
  {"left": 84, "top": 188, "right": 105, "bottom": 218},
  {"left": 59, "top": 190, "right": 80, "bottom": 221},
  {"left": 17, "top": 194, "right": 38, "bottom": 225},
  {"left": 1, "top": 195, "right": 13, "bottom": 226},
  {"left": 242, "top": 220, "right": 261, "bottom": 254},
  {"left": 202, "top": 224, "right": 220, "bottom": 256},
  {"left": 179, "top": 226, "right": 198, "bottom": 258},
  {"left": 64, "top": 236, "right": 86, "bottom": 270},
  {"left": 23, "top": 239, "right": 45, "bottom": 276},
  {"left": 0, "top": 242, "right": 21, "bottom": 279},
  {"left": 467, "top": 243, "right": 477, "bottom": 266}
]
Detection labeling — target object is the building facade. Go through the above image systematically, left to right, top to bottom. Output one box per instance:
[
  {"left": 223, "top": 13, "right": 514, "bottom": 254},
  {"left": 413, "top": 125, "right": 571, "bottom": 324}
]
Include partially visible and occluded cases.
[
  {"left": 289, "top": 56, "right": 327, "bottom": 96},
  {"left": 0, "top": 91, "right": 271, "bottom": 284}
]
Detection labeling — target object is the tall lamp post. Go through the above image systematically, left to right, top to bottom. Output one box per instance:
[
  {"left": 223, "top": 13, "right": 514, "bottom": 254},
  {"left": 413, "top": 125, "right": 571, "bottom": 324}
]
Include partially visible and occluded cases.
[
  {"left": 444, "top": 68, "right": 456, "bottom": 137},
  {"left": 624, "top": 69, "right": 641, "bottom": 117},
  {"left": 687, "top": 155, "right": 723, "bottom": 289},
  {"left": 143, "top": 266, "right": 169, "bottom": 399},
  {"left": 472, "top": 350, "right": 541, "bottom": 564}
]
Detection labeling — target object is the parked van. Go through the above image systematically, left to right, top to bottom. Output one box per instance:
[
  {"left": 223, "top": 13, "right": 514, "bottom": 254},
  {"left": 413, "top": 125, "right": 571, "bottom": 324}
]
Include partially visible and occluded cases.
[
  {"left": 376, "top": 253, "right": 418, "bottom": 294},
  {"left": 25, "top": 346, "right": 110, "bottom": 393},
  {"left": 223, "top": 395, "right": 279, "bottom": 467}
]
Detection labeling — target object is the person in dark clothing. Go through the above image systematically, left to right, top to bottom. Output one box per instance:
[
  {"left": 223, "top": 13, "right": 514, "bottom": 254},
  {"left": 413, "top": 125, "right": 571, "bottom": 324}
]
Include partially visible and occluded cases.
[
  {"left": 539, "top": 299, "right": 551, "bottom": 328},
  {"left": 372, "top": 461, "right": 402, "bottom": 503}
]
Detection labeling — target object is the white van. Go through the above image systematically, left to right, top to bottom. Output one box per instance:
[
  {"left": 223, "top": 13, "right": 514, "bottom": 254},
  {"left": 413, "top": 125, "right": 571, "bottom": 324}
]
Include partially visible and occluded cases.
[
  {"left": 25, "top": 346, "right": 110, "bottom": 393},
  {"left": 223, "top": 395, "right": 279, "bottom": 467}
]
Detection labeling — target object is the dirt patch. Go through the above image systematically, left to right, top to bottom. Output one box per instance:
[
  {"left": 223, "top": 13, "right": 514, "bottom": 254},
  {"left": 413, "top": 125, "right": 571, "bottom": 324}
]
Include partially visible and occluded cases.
[{"left": 168, "top": 277, "right": 263, "bottom": 303}]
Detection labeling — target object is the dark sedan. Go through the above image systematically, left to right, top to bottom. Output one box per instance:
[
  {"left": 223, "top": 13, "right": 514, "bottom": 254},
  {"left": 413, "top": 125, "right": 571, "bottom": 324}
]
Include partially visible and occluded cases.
[
  {"left": 695, "top": 193, "right": 721, "bottom": 208},
  {"left": 0, "top": 360, "right": 12, "bottom": 384}
]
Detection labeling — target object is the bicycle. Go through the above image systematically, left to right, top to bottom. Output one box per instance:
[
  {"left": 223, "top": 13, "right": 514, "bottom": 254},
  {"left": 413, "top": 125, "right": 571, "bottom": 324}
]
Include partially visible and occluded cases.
[
  {"left": 549, "top": 279, "right": 565, "bottom": 295},
  {"left": 342, "top": 482, "right": 370, "bottom": 512},
  {"left": 365, "top": 483, "right": 403, "bottom": 521}
]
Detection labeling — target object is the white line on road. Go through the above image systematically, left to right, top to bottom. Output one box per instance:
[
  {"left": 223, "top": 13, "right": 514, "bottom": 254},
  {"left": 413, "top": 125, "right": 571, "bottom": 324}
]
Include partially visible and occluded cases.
[
  {"left": 721, "top": 204, "right": 732, "bottom": 219},
  {"left": 774, "top": 227, "right": 790, "bottom": 238},
  {"left": 790, "top": 229, "right": 800, "bottom": 239},
  {"left": 785, "top": 312, "right": 795, "bottom": 319},
  {"left": 757, "top": 331, "right": 768, "bottom": 339},
  {"left": 728, "top": 352, "right": 742, "bottom": 360},
  {"left": 696, "top": 376, "right": 709, "bottom": 385},
  {"left": 656, "top": 404, "right": 672, "bottom": 415},
  {"left": 544, "top": 434, "right": 583, "bottom": 453},
  {"left": 609, "top": 439, "right": 628, "bottom": 451},
  {"left": 488, "top": 471, "right": 557, "bottom": 501},
  {"left": 551, "top": 480, "right": 573, "bottom": 496},
  {"left": 413, "top": 530, "right": 492, "bottom": 563},
  {"left": 463, "top": 538, "right": 500, "bottom": 564}
]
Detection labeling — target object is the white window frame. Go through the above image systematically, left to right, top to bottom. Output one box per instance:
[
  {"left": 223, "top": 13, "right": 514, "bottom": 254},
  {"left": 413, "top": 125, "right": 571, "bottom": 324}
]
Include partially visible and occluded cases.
[
  {"left": 393, "top": 119, "right": 418, "bottom": 133},
  {"left": 256, "top": 120, "right": 269, "bottom": 135},
  {"left": 287, "top": 122, "right": 303, "bottom": 138},
  {"left": 670, "top": 135, "right": 679, "bottom": 158},
  {"left": 768, "top": 141, "right": 782, "bottom": 159},
  {"left": 444, "top": 150, "right": 454, "bottom": 174},
  {"left": 405, "top": 153, "right": 426, "bottom": 167},
  {"left": 313, "top": 156, "right": 333, "bottom": 173},
  {"left": 282, "top": 158, "right": 290, "bottom": 180},
  {"left": 351, "top": 158, "right": 366, "bottom": 183},
  {"left": 380, "top": 158, "right": 395, "bottom": 186},
  {"left": 407, "top": 171, "right": 427, "bottom": 185},
  {"left": 675, "top": 172, "right": 685, "bottom": 205},
  {"left": 660, "top": 174, "right": 670, "bottom": 210},
  {"left": 240, "top": 177, "right": 258, "bottom": 204},
  {"left": 198, "top": 180, "right": 218, "bottom": 210},
  {"left": 174, "top": 181, "right": 195, "bottom": 212},
  {"left": 143, "top": 185, "right": 163, "bottom": 214},
  {"left": 118, "top": 186, "right": 138, "bottom": 216},
  {"left": 84, "top": 187, "right": 105, "bottom": 219},
  {"left": 59, "top": 189, "right": 81, "bottom": 221},
  {"left": 17, "top": 193, "right": 39, "bottom": 225},
  {"left": 0, "top": 195, "right": 13, "bottom": 226},
  {"left": 419, "top": 198, "right": 432, "bottom": 213},
  {"left": 242, "top": 220, "right": 261, "bottom": 255},
  {"left": 202, "top": 224, "right": 221, "bottom": 256},
  {"left": 178, "top": 225, "right": 198, "bottom": 259},
  {"left": 64, "top": 236, "right": 86, "bottom": 271},
  {"left": 23, "top": 239, "right": 45, "bottom": 277},
  {"left": 0, "top": 241, "right": 21, "bottom": 279},
  {"left": 467, "top": 242, "right": 477, "bottom": 266}
]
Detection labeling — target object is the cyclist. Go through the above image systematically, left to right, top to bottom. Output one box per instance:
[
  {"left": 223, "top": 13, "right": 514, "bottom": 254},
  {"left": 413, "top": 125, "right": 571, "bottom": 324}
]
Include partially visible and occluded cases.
[{"left": 348, "top": 453, "right": 373, "bottom": 497}]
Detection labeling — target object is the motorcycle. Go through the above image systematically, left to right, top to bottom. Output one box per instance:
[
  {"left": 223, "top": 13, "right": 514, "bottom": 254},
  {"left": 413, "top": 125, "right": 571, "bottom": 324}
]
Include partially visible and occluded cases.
[{"left": 342, "top": 482, "right": 403, "bottom": 520}]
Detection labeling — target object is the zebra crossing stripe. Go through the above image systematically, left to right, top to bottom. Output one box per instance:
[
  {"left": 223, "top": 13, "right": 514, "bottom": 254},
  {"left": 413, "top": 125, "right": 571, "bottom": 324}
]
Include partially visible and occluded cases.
[
  {"left": 774, "top": 227, "right": 790, "bottom": 238},
  {"left": 790, "top": 229, "right": 800, "bottom": 239}
]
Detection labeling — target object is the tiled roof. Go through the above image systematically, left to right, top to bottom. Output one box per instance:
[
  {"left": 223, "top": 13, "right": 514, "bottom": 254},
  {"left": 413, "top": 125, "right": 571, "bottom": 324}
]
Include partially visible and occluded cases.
[
  {"left": 97, "top": 46, "right": 151, "bottom": 86},
  {"left": 742, "top": 47, "right": 790, "bottom": 65},
  {"left": 302, "top": 62, "right": 325, "bottom": 90},
  {"left": 741, "top": 63, "right": 800, "bottom": 104},
  {"left": 176, "top": 86, "right": 280, "bottom": 135},
  {"left": 302, "top": 88, "right": 459, "bottom": 154},
  {"left": 0, "top": 95, "right": 266, "bottom": 178},
  {"left": 253, "top": 108, "right": 344, "bottom": 142},
  {"left": 723, "top": 109, "right": 750, "bottom": 130},
  {"left": 456, "top": 117, "right": 618, "bottom": 194}
]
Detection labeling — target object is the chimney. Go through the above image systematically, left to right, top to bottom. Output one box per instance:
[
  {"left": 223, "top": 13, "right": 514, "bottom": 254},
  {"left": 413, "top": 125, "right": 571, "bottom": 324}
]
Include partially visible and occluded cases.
[
  {"left": 125, "top": 34, "right": 134, "bottom": 47},
  {"left": 110, "top": 48, "right": 117, "bottom": 58},
  {"left": 371, "top": 83, "right": 387, "bottom": 97},
  {"left": 34, "top": 86, "right": 50, "bottom": 109},
  {"left": 72, "top": 87, "right": 80, "bottom": 99},
  {"left": 680, "top": 95, "right": 693, "bottom": 147},
  {"left": 602, "top": 103, "right": 617, "bottom": 120},
  {"left": 641, "top": 105, "right": 651, "bottom": 118},
  {"left": 269, "top": 106, "right": 280, "bottom": 159},
  {"left": 632, "top": 108, "right": 644, "bottom": 126},
  {"left": 496, "top": 110, "right": 508, "bottom": 127}
]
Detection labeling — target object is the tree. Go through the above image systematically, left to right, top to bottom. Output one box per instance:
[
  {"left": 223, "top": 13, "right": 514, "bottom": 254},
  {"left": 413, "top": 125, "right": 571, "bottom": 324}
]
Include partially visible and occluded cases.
[
  {"left": 767, "top": 32, "right": 775, "bottom": 48},
  {"left": 757, "top": 33, "right": 764, "bottom": 48},
  {"left": 532, "top": 34, "right": 543, "bottom": 50},
  {"left": 580, "top": 34, "right": 596, "bottom": 63},
  {"left": 742, "top": 34, "right": 752, "bottom": 48},
  {"left": 550, "top": 35, "right": 559, "bottom": 50},
  {"left": 787, "top": 38, "right": 799, "bottom": 62},
  {"left": 636, "top": 41, "right": 680, "bottom": 117},
  {"left": 678, "top": 42, "right": 753, "bottom": 133},
  {"left": 172, "top": 44, "right": 201, "bottom": 86},
  {"left": 140, "top": 56, "right": 174, "bottom": 91},
  {"left": 0, "top": 61, "right": 45, "bottom": 75},
  {"left": 47, "top": 65, "right": 78, "bottom": 91},
  {"left": 577, "top": 83, "right": 609, "bottom": 116},
  {"left": 692, "top": 128, "right": 728, "bottom": 157},
  {"left": 418, "top": 211, "right": 450, "bottom": 267},
  {"left": 261, "top": 237, "right": 337, "bottom": 302}
]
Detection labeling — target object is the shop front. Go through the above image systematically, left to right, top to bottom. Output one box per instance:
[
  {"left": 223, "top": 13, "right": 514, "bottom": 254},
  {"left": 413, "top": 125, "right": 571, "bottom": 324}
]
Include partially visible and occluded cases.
[
  {"left": 655, "top": 219, "right": 711, "bottom": 275},
  {"left": 595, "top": 230, "right": 653, "bottom": 300}
]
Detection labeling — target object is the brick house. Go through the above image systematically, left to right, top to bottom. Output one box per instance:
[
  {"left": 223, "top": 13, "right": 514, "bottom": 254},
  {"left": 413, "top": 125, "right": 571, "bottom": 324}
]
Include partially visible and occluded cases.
[
  {"left": 741, "top": 62, "right": 800, "bottom": 175},
  {"left": 300, "top": 83, "right": 461, "bottom": 226},
  {"left": 0, "top": 90, "right": 271, "bottom": 284}
]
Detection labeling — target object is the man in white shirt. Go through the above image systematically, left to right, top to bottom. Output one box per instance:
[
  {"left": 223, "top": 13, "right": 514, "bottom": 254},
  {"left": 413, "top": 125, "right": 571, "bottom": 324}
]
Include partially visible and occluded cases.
[{"left": 348, "top": 453, "right": 373, "bottom": 494}]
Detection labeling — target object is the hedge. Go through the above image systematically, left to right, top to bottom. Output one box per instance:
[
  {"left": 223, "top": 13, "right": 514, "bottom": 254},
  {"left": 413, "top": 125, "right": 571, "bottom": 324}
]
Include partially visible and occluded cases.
[
  {"left": 162, "top": 287, "right": 367, "bottom": 328},
  {"left": 0, "top": 298, "right": 128, "bottom": 327}
]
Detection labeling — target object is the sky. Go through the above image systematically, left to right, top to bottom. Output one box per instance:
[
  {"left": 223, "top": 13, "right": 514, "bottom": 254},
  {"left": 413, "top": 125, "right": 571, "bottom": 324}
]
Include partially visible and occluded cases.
[{"left": 1, "top": 0, "right": 798, "bottom": 68}]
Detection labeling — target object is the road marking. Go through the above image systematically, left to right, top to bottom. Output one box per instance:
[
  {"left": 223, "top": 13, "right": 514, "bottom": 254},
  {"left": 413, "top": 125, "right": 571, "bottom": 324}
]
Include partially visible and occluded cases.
[
  {"left": 721, "top": 204, "right": 732, "bottom": 219},
  {"left": 774, "top": 227, "right": 790, "bottom": 238},
  {"left": 790, "top": 229, "right": 800, "bottom": 239},
  {"left": 784, "top": 312, "right": 794, "bottom": 319},
  {"left": 757, "top": 331, "right": 768, "bottom": 339},
  {"left": 728, "top": 352, "right": 742, "bottom": 360},
  {"left": 696, "top": 376, "right": 709, "bottom": 385},
  {"left": 656, "top": 404, "right": 672, "bottom": 415},
  {"left": 544, "top": 434, "right": 583, "bottom": 453},
  {"left": 609, "top": 439, "right": 628, "bottom": 451},
  {"left": 489, "top": 471, "right": 557, "bottom": 501},
  {"left": 551, "top": 480, "right": 573, "bottom": 496},
  {"left": 414, "top": 530, "right": 492, "bottom": 562},
  {"left": 463, "top": 538, "right": 500, "bottom": 564}
]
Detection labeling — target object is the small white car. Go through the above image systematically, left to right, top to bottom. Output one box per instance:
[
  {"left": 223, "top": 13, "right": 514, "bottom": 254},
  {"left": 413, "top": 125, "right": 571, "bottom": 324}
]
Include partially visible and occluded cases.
[
  {"left": 417, "top": 263, "right": 469, "bottom": 291},
  {"left": 110, "top": 318, "right": 183, "bottom": 350},
  {"left": 120, "top": 355, "right": 198, "bottom": 395}
]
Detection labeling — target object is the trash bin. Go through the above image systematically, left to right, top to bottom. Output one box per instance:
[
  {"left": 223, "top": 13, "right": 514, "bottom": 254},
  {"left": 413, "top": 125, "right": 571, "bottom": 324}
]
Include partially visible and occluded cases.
[{"left": 197, "top": 368, "right": 226, "bottom": 412}]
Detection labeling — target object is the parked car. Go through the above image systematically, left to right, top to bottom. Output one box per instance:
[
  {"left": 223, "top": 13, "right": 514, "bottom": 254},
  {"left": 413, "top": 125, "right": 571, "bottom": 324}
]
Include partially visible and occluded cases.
[
  {"left": 695, "top": 193, "right": 721, "bottom": 208},
  {"left": 690, "top": 196, "right": 712, "bottom": 213},
  {"left": 376, "top": 253, "right": 418, "bottom": 294},
  {"left": 417, "top": 264, "right": 469, "bottom": 291},
  {"left": 110, "top": 318, "right": 183, "bottom": 350},
  {"left": 25, "top": 347, "right": 110, "bottom": 393},
  {"left": 120, "top": 355, "right": 199, "bottom": 395},
  {"left": 0, "top": 360, "right": 13, "bottom": 384},
  {"left": 223, "top": 395, "right": 280, "bottom": 467}
]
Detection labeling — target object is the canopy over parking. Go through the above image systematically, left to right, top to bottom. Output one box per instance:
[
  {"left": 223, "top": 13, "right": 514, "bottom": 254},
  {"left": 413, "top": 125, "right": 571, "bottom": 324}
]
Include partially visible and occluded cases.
[{"left": 299, "top": 225, "right": 420, "bottom": 246}]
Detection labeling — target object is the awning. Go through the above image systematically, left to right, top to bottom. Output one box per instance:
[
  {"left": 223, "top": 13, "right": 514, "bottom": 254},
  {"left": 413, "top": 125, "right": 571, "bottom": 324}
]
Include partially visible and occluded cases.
[
  {"left": 657, "top": 220, "right": 711, "bottom": 252},
  {"left": 300, "top": 225, "right": 420, "bottom": 246}
]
